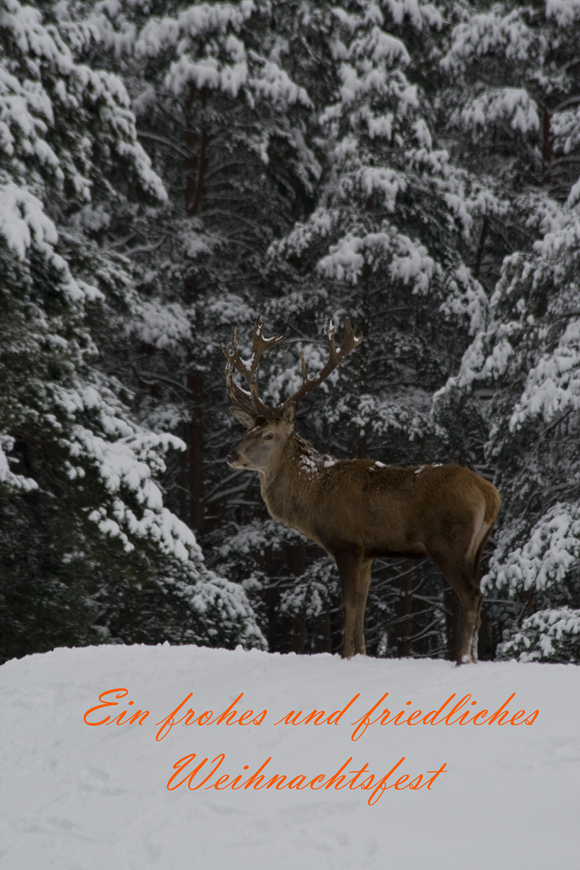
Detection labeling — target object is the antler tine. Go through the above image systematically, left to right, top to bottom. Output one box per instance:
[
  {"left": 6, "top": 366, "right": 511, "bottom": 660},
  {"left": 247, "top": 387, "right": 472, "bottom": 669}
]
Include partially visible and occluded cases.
[
  {"left": 224, "top": 316, "right": 361, "bottom": 420},
  {"left": 337, "top": 316, "right": 363, "bottom": 357},
  {"left": 222, "top": 317, "right": 285, "bottom": 419},
  {"left": 250, "top": 317, "right": 285, "bottom": 373},
  {"left": 280, "top": 317, "right": 362, "bottom": 411},
  {"left": 224, "top": 318, "right": 284, "bottom": 383},
  {"left": 228, "top": 326, "right": 251, "bottom": 380},
  {"left": 222, "top": 328, "right": 256, "bottom": 418},
  {"left": 224, "top": 356, "right": 252, "bottom": 411}
]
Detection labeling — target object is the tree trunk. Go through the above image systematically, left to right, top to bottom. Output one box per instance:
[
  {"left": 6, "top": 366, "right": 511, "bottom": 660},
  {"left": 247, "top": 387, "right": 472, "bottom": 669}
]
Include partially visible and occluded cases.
[
  {"left": 180, "top": 83, "right": 211, "bottom": 536},
  {"left": 542, "top": 95, "right": 553, "bottom": 188},
  {"left": 474, "top": 215, "right": 489, "bottom": 280},
  {"left": 185, "top": 369, "right": 205, "bottom": 535},
  {"left": 287, "top": 545, "right": 306, "bottom": 653},
  {"left": 392, "top": 560, "right": 415, "bottom": 657},
  {"left": 444, "top": 586, "right": 462, "bottom": 662},
  {"left": 314, "top": 612, "right": 332, "bottom": 653}
]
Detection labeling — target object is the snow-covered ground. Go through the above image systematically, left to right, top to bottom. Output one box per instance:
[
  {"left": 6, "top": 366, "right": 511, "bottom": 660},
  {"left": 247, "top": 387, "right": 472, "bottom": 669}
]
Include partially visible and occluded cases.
[{"left": 1, "top": 645, "right": 579, "bottom": 869}]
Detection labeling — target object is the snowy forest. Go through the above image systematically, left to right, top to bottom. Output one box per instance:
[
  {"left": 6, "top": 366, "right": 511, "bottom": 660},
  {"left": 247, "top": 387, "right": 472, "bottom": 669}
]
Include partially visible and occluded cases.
[{"left": 1, "top": 0, "right": 580, "bottom": 666}]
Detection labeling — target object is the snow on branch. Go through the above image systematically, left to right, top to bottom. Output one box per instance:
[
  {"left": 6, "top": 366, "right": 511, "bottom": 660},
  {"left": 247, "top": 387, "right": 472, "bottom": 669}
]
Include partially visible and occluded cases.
[
  {"left": 442, "top": 9, "right": 533, "bottom": 70},
  {"left": 459, "top": 88, "right": 540, "bottom": 136},
  {"left": 317, "top": 225, "right": 436, "bottom": 291},
  {"left": 0, "top": 438, "right": 38, "bottom": 494},
  {"left": 485, "top": 503, "right": 580, "bottom": 595},
  {"left": 499, "top": 607, "right": 580, "bottom": 663}
]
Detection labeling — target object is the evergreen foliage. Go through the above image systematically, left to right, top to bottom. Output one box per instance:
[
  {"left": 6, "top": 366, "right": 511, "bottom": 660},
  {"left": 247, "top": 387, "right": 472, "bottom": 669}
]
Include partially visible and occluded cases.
[
  {"left": 0, "top": 0, "right": 264, "bottom": 662},
  {"left": 2, "top": 0, "right": 580, "bottom": 663},
  {"left": 435, "top": 0, "right": 580, "bottom": 661}
]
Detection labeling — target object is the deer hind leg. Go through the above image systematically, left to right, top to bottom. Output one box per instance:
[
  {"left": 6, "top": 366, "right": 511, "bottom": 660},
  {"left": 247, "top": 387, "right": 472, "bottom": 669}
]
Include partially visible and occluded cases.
[
  {"left": 431, "top": 503, "right": 491, "bottom": 664},
  {"left": 468, "top": 524, "right": 493, "bottom": 660},
  {"left": 334, "top": 549, "right": 364, "bottom": 659},
  {"left": 431, "top": 553, "right": 482, "bottom": 665},
  {"left": 353, "top": 560, "right": 372, "bottom": 656}
]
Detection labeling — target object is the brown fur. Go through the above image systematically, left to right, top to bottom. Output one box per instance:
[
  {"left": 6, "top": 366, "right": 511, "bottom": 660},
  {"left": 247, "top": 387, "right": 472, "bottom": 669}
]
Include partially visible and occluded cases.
[{"left": 227, "top": 409, "right": 501, "bottom": 664}]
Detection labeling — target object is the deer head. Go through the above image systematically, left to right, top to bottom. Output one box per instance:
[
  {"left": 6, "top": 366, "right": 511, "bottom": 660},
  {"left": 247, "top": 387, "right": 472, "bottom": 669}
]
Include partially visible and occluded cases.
[{"left": 223, "top": 317, "right": 362, "bottom": 472}]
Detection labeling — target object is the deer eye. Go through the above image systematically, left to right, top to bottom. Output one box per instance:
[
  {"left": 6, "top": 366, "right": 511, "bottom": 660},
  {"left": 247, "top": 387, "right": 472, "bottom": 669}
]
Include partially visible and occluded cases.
[{"left": 263, "top": 433, "right": 274, "bottom": 441}]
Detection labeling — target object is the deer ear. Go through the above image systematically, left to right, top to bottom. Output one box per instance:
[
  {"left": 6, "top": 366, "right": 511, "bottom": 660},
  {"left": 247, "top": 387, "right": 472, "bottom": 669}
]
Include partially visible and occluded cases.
[
  {"left": 281, "top": 402, "right": 296, "bottom": 425},
  {"left": 230, "top": 407, "right": 255, "bottom": 429}
]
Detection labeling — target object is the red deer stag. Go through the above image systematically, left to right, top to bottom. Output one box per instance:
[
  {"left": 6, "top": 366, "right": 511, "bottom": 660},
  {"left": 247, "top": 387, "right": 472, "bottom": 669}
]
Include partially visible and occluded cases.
[{"left": 223, "top": 317, "right": 500, "bottom": 664}]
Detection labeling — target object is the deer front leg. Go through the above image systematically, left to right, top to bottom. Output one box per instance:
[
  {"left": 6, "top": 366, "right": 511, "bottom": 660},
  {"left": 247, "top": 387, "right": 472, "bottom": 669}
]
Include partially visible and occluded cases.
[
  {"left": 334, "top": 549, "right": 364, "bottom": 659},
  {"left": 354, "top": 560, "right": 372, "bottom": 656}
]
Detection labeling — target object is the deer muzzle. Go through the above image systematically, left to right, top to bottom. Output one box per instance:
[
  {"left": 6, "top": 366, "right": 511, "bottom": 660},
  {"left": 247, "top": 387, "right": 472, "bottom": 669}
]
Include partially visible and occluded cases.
[{"left": 227, "top": 451, "right": 242, "bottom": 468}]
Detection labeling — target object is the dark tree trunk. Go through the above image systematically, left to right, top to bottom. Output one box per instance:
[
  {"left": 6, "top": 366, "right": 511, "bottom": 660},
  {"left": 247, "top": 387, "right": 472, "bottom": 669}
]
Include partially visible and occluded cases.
[
  {"left": 180, "top": 84, "right": 212, "bottom": 536},
  {"left": 542, "top": 95, "right": 553, "bottom": 188},
  {"left": 474, "top": 216, "right": 489, "bottom": 280},
  {"left": 185, "top": 369, "right": 205, "bottom": 535},
  {"left": 287, "top": 544, "right": 306, "bottom": 652},
  {"left": 392, "top": 560, "right": 416, "bottom": 657},
  {"left": 444, "top": 586, "right": 462, "bottom": 662},
  {"left": 314, "top": 611, "right": 332, "bottom": 652}
]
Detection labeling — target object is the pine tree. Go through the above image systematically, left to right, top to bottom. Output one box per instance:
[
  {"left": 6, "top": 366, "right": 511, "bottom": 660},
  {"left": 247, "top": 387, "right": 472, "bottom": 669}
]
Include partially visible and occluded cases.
[
  {"left": 0, "top": 0, "right": 264, "bottom": 661},
  {"left": 32, "top": 0, "right": 580, "bottom": 664},
  {"left": 63, "top": 0, "right": 328, "bottom": 653},
  {"left": 434, "top": 0, "right": 580, "bottom": 660},
  {"left": 439, "top": 0, "right": 580, "bottom": 288},
  {"left": 439, "top": 200, "right": 580, "bottom": 662}
]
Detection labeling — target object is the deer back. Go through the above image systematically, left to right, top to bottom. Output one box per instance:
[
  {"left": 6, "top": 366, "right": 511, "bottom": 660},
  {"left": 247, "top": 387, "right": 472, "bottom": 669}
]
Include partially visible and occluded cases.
[{"left": 262, "top": 439, "right": 499, "bottom": 562}]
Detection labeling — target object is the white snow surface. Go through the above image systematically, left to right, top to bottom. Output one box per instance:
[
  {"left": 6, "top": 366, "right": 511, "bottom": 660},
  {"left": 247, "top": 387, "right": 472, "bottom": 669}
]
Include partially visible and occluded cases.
[{"left": 1, "top": 644, "right": 579, "bottom": 869}]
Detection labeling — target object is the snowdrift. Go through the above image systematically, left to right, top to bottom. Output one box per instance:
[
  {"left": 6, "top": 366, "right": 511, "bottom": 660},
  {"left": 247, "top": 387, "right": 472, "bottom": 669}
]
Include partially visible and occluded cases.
[{"left": 1, "top": 645, "right": 579, "bottom": 869}]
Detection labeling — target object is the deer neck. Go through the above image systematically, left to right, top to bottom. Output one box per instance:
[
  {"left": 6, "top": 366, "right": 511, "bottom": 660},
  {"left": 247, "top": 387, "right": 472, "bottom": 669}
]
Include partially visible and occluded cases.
[{"left": 259, "top": 433, "right": 326, "bottom": 527}]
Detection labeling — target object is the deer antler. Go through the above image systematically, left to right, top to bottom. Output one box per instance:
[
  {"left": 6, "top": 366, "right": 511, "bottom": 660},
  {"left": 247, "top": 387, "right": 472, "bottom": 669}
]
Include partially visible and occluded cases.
[
  {"left": 223, "top": 316, "right": 362, "bottom": 420},
  {"left": 222, "top": 317, "right": 285, "bottom": 420},
  {"left": 279, "top": 317, "right": 362, "bottom": 412}
]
